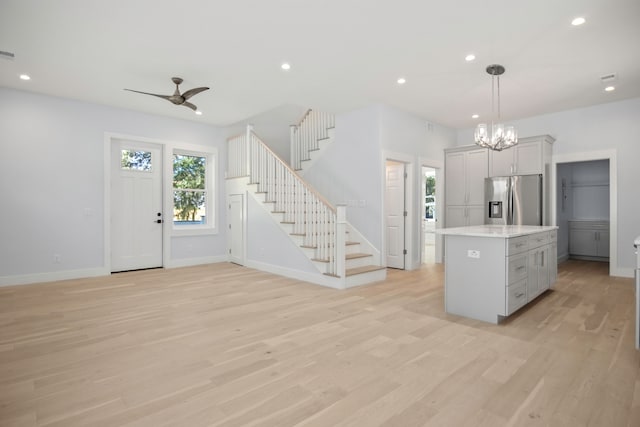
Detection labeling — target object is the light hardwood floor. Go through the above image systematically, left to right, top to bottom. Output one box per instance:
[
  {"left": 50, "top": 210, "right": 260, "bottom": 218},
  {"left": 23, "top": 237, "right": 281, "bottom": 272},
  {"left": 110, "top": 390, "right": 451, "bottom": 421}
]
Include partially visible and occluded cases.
[{"left": 0, "top": 260, "right": 638, "bottom": 426}]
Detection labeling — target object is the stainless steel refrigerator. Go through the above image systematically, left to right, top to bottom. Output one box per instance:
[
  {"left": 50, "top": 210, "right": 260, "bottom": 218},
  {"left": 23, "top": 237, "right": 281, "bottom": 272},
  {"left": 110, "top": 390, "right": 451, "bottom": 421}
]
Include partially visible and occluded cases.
[{"left": 485, "top": 174, "right": 543, "bottom": 226}]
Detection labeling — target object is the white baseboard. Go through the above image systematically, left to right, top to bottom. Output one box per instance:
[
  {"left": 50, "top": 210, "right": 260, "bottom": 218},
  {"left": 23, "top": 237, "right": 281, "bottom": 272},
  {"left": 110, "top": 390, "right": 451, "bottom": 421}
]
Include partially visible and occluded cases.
[
  {"left": 0, "top": 256, "right": 229, "bottom": 288},
  {"left": 245, "top": 260, "right": 343, "bottom": 289},
  {"left": 613, "top": 266, "right": 634, "bottom": 279},
  {"left": 0, "top": 267, "right": 109, "bottom": 287}
]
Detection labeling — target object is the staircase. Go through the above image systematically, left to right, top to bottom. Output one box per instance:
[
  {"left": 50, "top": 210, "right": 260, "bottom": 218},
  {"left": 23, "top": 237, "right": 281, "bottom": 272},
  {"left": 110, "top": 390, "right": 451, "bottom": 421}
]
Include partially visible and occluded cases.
[
  {"left": 290, "top": 109, "right": 335, "bottom": 175},
  {"left": 227, "top": 119, "right": 385, "bottom": 289}
]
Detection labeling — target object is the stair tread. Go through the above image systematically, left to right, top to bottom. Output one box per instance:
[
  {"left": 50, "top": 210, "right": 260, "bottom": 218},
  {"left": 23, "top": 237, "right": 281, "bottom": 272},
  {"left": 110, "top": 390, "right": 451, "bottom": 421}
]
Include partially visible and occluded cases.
[
  {"left": 313, "top": 252, "right": 372, "bottom": 263},
  {"left": 346, "top": 252, "right": 372, "bottom": 260},
  {"left": 346, "top": 265, "right": 386, "bottom": 276}
]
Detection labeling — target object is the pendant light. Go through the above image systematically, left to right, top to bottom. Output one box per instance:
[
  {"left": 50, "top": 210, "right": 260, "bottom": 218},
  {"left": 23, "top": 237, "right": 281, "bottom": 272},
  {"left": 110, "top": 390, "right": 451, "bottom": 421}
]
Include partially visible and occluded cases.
[{"left": 474, "top": 64, "right": 518, "bottom": 151}]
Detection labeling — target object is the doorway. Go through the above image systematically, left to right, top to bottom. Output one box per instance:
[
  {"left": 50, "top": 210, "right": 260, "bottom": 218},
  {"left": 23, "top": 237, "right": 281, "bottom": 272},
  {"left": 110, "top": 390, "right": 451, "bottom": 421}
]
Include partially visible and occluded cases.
[
  {"left": 110, "top": 139, "right": 163, "bottom": 272},
  {"left": 551, "top": 149, "right": 618, "bottom": 276},
  {"left": 556, "top": 159, "right": 610, "bottom": 264},
  {"left": 385, "top": 160, "right": 406, "bottom": 269},
  {"left": 422, "top": 166, "right": 437, "bottom": 263},
  {"left": 228, "top": 193, "right": 244, "bottom": 265}
]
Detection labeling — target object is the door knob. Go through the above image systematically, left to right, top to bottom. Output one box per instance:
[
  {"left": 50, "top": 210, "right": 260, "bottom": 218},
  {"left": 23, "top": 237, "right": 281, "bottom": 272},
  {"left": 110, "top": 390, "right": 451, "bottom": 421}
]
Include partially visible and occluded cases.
[{"left": 156, "top": 219, "right": 163, "bottom": 224}]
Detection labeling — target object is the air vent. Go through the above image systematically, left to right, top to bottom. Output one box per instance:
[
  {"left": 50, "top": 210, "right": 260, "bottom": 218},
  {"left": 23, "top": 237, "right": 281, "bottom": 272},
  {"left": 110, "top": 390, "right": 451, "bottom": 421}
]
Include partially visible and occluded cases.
[
  {"left": 0, "top": 50, "right": 15, "bottom": 60},
  {"left": 600, "top": 73, "right": 617, "bottom": 83}
]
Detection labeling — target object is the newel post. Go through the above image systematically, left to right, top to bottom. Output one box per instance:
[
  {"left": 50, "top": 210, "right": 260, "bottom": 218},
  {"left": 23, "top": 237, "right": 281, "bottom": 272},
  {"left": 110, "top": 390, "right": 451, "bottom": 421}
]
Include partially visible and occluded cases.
[
  {"left": 245, "top": 124, "right": 253, "bottom": 177},
  {"left": 336, "top": 205, "right": 346, "bottom": 279}
]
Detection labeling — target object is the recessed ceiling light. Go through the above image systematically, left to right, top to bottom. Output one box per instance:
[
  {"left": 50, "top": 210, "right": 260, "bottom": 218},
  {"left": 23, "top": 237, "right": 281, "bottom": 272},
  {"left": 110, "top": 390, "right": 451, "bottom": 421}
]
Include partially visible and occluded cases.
[
  {"left": 571, "top": 17, "right": 586, "bottom": 26},
  {"left": 465, "top": 54, "right": 476, "bottom": 62},
  {"left": 281, "top": 63, "right": 291, "bottom": 70},
  {"left": 19, "top": 74, "right": 30, "bottom": 80},
  {"left": 397, "top": 77, "right": 406, "bottom": 85},
  {"left": 604, "top": 86, "right": 615, "bottom": 92},
  {"left": 195, "top": 110, "right": 203, "bottom": 115},
  {"left": 472, "top": 114, "right": 479, "bottom": 119}
]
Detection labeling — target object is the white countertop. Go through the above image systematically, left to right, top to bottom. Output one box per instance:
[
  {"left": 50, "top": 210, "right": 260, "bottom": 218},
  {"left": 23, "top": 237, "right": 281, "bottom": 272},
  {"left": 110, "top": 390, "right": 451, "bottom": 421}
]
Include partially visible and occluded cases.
[{"left": 436, "top": 225, "right": 558, "bottom": 238}]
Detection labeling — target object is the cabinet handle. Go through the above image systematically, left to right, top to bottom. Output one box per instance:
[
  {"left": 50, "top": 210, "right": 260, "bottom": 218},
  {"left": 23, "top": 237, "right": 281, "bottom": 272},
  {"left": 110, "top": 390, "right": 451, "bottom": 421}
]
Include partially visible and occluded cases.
[
  {"left": 541, "top": 251, "right": 545, "bottom": 267},
  {"left": 516, "top": 266, "right": 526, "bottom": 271},
  {"left": 515, "top": 292, "right": 525, "bottom": 298}
]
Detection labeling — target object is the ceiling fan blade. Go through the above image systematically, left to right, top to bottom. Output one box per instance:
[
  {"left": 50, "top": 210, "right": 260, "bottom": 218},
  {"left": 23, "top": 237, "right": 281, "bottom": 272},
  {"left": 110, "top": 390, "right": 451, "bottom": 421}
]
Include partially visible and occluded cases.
[
  {"left": 181, "top": 87, "right": 209, "bottom": 101},
  {"left": 124, "top": 88, "right": 172, "bottom": 101},
  {"left": 182, "top": 101, "right": 198, "bottom": 111}
]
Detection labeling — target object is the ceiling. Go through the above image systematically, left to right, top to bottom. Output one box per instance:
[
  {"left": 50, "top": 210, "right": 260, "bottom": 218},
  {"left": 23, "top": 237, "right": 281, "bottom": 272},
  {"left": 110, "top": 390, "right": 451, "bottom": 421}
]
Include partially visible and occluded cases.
[{"left": 1, "top": 0, "right": 639, "bottom": 129}]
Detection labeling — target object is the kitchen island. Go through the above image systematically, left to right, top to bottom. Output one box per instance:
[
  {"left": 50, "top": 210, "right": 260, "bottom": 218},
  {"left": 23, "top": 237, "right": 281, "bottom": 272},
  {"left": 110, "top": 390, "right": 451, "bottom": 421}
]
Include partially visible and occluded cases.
[{"left": 437, "top": 225, "right": 558, "bottom": 324}]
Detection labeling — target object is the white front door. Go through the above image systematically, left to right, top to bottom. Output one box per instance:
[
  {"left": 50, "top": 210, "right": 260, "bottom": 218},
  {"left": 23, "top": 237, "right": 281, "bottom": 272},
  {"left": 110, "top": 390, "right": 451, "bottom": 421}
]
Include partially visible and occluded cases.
[
  {"left": 111, "top": 140, "right": 163, "bottom": 272},
  {"left": 385, "top": 161, "right": 405, "bottom": 269},
  {"left": 229, "top": 194, "right": 244, "bottom": 265}
]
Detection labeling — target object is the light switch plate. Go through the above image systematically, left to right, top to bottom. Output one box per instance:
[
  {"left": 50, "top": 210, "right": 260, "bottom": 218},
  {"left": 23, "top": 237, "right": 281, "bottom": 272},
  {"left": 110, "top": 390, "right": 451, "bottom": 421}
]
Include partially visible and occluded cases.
[{"left": 467, "top": 250, "right": 480, "bottom": 259}]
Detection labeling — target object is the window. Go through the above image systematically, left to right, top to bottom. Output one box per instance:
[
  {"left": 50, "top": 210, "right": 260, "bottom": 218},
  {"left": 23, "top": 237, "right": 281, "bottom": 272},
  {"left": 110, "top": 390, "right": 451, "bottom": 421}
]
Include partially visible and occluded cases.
[
  {"left": 121, "top": 149, "right": 152, "bottom": 171},
  {"left": 173, "top": 151, "right": 213, "bottom": 228}
]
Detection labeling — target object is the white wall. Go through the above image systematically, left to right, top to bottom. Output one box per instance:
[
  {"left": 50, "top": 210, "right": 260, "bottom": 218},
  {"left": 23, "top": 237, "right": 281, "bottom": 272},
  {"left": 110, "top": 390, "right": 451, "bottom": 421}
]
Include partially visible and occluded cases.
[
  {"left": 0, "top": 88, "right": 227, "bottom": 285},
  {"left": 457, "top": 97, "right": 640, "bottom": 273},
  {"left": 225, "top": 104, "right": 308, "bottom": 162},
  {"left": 303, "top": 104, "right": 457, "bottom": 269},
  {"left": 303, "top": 105, "right": 384, "bottom": 250},
  {"left": 378, "top": 105, "right": 456, "bottom": 267},
  {"left": 245, "top": 193, "right": 318, "bottom": 273}
]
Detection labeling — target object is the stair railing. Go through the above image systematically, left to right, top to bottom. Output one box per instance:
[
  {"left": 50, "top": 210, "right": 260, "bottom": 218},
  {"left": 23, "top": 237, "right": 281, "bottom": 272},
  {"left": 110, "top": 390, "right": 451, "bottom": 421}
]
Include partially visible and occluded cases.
[
  {"left": 290, "top": 109, "right": 335, "bottom": 171},
  {"left": 227, "top": 126, "right": 345, "bottom": 277}
]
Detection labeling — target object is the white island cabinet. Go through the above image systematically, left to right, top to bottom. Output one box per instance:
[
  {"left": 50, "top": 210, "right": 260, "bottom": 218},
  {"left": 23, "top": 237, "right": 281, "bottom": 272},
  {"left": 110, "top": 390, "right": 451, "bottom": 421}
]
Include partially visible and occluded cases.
[{"left": 437, "top": 225, "right": 558, "bottom": 324}]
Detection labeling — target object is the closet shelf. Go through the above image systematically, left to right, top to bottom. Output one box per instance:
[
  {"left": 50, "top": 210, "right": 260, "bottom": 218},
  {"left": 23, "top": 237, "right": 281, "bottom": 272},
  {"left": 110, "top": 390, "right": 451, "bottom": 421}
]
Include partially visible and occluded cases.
[{"left": 570, "top": 182, "right": 609, "bottom": 188}]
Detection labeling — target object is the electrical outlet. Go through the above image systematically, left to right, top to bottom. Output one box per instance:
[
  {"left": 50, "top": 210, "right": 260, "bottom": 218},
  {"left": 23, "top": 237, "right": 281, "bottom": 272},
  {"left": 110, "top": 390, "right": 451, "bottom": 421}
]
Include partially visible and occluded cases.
[{"left": 467, "top": 250, "right": 480, "bottom": 259}]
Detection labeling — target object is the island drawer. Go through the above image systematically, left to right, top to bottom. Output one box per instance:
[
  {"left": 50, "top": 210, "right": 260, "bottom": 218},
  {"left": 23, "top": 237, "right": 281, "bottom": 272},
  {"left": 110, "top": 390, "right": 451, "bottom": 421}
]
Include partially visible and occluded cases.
[
  {"left": 528, "top": 232, "right": 550, "bottom": 250},
  {"left": 507, "top": 236, "right": 529, "bottom": 255},
  {"left": 507, "top": 254, "right": 528, "bottom": 285},
  {"left": 507, "top": 279, "right": 527, "bottom": 315}
]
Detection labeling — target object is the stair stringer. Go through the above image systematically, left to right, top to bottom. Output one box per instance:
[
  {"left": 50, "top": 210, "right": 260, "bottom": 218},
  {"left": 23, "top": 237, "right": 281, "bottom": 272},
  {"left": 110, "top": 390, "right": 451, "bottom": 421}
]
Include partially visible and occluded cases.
[
  {"left": 297, "top": 127, "right": 335, "bottom": 177},
  {"left": 227, "top": 176, "right": 344, "bottom": 289}
]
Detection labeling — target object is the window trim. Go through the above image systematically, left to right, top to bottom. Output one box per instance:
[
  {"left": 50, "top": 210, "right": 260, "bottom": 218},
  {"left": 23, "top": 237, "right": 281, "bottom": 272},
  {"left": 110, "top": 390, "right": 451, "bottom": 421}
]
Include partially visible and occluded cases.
[{"left": 171, "top": 147, "right": 217, "bottom": 236}]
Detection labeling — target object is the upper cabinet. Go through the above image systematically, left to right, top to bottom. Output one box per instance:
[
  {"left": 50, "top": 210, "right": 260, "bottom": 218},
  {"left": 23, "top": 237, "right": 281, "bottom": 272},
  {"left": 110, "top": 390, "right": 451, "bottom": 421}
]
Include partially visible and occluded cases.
[
  {"left": 489, "top": 135, "right": 555, "bottom": 177},
  {"left": 445, "top": 146, "right": 488, "bottom": 227}
]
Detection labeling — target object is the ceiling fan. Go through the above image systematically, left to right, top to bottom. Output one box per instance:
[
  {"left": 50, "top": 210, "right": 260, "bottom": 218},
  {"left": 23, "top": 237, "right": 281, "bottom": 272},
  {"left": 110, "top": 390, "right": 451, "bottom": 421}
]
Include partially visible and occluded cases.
[{"left": 124, "top": 77, "right": 209, "bottom": 111}]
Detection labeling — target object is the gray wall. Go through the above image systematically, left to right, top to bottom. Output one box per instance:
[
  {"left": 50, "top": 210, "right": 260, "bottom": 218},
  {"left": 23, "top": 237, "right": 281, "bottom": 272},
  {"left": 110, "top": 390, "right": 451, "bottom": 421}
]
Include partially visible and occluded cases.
[{"left": 0, "top": 87, "right": 227, "bottom": 285}]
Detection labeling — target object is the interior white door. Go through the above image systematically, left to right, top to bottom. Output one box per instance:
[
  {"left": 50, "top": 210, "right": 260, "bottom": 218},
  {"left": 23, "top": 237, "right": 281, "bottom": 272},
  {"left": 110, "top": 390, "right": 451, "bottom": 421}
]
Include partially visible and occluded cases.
[
  {"left": 111, "top": 140, "right": 163, "bottom": 272},
  {"left": 385, "top": 161, "right": 405, "bottom": 269},
  {"left": 229, "top": 194, "right": 244, "bottom": 265}
]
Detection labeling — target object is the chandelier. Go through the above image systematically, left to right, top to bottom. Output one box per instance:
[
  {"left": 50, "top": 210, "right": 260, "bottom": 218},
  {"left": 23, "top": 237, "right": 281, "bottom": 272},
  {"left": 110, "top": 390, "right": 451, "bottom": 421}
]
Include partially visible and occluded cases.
[{"left": 474, "top": 64, "right": 518, "bottom": 151}]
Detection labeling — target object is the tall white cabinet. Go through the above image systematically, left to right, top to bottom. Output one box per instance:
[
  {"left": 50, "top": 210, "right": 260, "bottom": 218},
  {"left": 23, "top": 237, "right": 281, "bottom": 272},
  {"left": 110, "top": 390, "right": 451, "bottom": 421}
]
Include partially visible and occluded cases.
[{"left": 445, "top": 146, "right": 488, "bottom": 228}]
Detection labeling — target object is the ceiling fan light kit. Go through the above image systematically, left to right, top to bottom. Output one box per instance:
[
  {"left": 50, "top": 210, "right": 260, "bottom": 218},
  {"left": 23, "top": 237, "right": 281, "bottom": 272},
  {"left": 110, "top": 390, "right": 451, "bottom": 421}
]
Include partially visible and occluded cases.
[
  {"left": 474, "top": 64, "right": 518, "bottom": 151},
  {"left": 124, "top": 77, "right": 209, "bottom": 112}
]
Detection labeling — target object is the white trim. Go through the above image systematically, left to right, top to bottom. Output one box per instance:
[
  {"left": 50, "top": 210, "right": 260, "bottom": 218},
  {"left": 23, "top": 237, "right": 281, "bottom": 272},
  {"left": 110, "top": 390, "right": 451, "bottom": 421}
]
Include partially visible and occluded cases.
[
  {"left": 104, "top": 132, "right": 220, "bottom": 274},
  {"left": 171, "top": 148, "right": 218, "bottom": 236},
  {"left": 550, "top": 149, "right": 620, "bottom": 276},
  {"left": 382, "top": 151, "right": 415, "bottom": 270},
  {"left": 419, "top": 156, "right": 444, "bottom": 264},
  {"left": 0, "top": 267, "right": 109, "bottom": 287}
]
